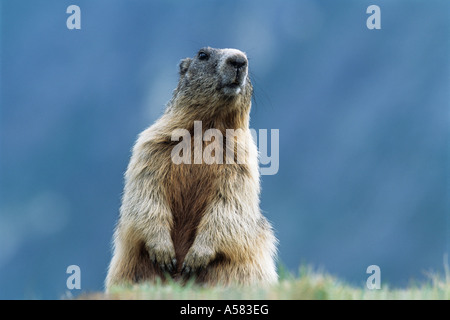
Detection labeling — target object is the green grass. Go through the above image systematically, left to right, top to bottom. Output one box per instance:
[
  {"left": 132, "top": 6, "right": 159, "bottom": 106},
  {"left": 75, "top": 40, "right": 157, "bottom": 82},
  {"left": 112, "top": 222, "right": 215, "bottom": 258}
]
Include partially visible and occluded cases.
[{"left": 82, "top": 265, "right": 450, "bottom": 300}]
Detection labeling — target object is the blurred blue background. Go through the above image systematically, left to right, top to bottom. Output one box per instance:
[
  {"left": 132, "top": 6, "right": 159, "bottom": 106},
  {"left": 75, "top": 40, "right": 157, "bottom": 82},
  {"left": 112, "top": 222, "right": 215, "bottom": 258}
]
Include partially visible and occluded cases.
[{"left": 0, "top": 0, "right": 448, "bottom": 299}]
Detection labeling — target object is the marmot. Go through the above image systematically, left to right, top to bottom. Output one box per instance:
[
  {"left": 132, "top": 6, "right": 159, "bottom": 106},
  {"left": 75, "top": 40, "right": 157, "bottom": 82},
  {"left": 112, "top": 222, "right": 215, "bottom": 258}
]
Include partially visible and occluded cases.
[{"left": 105, "top": 47, "right": 277, "bottom": 290}]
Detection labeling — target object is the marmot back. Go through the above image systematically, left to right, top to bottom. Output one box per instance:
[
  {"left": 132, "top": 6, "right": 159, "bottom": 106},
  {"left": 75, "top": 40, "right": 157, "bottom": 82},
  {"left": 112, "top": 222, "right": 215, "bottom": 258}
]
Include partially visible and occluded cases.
[{"left": 106, "top": 47, "right": 277, "bottom": 290}]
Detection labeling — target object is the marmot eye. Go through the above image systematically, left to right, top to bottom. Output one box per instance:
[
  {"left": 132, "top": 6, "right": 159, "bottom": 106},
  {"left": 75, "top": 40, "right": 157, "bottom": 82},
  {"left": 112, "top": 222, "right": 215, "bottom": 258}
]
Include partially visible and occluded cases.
[{"left": 198, "top": 51, "right": 209, "bottom": 61}]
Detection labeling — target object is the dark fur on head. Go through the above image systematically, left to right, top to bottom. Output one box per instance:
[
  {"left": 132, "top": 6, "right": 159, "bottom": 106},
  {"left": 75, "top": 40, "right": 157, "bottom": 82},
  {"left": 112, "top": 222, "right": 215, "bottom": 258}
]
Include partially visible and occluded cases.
[{"left": 167, "top": 47, "right": 253, "bottom": 130}]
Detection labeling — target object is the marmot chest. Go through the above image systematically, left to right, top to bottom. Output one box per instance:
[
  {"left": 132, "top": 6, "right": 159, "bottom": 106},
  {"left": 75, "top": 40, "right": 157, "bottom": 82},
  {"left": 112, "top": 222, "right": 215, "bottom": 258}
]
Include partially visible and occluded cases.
[{"left": 165, "top": 160, "right": 219, "bottom": 265}]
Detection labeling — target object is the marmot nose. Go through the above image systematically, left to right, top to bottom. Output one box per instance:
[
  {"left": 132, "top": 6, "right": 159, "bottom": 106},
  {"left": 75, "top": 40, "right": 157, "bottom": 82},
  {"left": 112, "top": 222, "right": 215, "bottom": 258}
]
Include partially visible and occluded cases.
[{"left": 226, "top": 55, "right": 247, "bottom": 70}]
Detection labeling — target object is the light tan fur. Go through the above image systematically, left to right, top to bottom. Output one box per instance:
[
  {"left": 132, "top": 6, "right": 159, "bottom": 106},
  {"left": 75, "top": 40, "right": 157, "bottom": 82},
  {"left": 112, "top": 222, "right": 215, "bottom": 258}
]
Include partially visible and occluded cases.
[{"left": 106, "top": 48, "right": 277, "bottom": 291}]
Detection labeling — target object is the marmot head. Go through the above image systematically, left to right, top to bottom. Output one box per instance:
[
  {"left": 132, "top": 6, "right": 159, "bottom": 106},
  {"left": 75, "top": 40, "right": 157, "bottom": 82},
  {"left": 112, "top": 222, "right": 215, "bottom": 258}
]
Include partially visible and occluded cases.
[{"left": 170, "top": 47, "right": 253, "bottom": 122}]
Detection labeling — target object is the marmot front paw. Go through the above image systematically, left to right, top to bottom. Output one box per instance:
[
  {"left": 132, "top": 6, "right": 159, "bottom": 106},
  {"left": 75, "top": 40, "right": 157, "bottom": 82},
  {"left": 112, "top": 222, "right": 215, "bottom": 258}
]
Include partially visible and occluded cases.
[
  {"left": 147, "top": 241, "right": 176, "bottom": 273},
  {"left": 181, "top": 244, "right": 215, "bottom": 276}
]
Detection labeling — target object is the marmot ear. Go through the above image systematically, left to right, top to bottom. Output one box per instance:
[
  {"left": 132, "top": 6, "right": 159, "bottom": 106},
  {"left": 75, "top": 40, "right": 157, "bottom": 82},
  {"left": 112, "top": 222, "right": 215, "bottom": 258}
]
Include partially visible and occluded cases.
[{"left": 179, "top": 58, "right": 192, "bottom": 76}]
